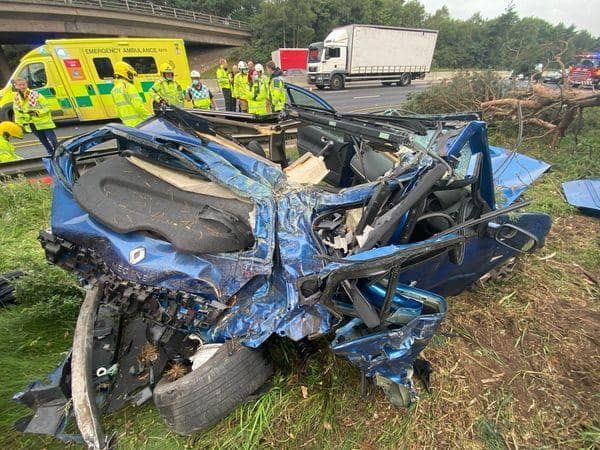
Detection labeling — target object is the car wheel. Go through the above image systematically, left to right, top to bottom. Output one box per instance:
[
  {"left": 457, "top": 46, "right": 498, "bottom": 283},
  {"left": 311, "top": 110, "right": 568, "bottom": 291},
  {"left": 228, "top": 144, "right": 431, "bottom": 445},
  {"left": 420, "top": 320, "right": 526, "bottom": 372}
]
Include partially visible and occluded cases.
[
  {"left": 398, "top": 73, "right": 411, "bottom": 87},
  {"left": 330, "top": 74, "right": 344, "bottom": 90},
  {"left": 382, "top": 82, "right": 393, "bottom": 87},
  {"left": 315, "top": 85, "right": 325, "bottom": 90},
  {"left": 0, "top": 271, "right": 24, "bottom": 307},
  {"left": 153, "top": 342, "right": 273, "bottom": 435}
]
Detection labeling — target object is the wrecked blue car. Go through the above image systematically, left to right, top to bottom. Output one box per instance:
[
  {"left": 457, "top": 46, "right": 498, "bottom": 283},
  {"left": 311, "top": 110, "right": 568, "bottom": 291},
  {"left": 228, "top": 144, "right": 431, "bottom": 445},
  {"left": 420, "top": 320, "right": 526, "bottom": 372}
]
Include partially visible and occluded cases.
[{"left": 14, "top": 85, "right": 551, "bottom": 448}]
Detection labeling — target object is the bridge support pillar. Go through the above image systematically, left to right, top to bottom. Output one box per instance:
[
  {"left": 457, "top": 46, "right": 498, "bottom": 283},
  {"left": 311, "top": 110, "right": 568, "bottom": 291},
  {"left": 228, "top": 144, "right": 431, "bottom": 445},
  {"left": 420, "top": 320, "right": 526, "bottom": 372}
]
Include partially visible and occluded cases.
[{"left": 0, "top": 46, "right": 11, "bottom": 86}]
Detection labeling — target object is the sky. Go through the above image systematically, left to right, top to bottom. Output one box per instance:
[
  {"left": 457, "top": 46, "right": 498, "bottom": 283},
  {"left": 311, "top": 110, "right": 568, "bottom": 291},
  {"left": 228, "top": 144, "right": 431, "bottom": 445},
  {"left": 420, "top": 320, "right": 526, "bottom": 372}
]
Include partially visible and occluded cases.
[{"left": 421, "top": 0, "right": 600, "bottom": 36}]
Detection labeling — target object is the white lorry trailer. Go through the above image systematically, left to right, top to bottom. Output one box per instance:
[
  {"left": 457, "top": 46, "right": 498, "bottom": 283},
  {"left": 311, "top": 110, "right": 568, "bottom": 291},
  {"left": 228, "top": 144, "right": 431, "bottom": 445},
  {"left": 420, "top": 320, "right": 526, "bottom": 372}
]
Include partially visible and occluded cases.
[{"left": 307, "top": 24, "right": 438, "bottom": 90}]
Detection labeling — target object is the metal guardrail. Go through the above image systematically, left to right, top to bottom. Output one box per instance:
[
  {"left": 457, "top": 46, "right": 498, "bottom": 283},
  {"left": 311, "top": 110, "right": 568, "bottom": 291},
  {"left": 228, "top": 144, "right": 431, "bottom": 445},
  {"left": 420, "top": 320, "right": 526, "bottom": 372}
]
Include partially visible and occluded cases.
[{"left": 4, "top": 0, "right": 250, "bottom": 30}]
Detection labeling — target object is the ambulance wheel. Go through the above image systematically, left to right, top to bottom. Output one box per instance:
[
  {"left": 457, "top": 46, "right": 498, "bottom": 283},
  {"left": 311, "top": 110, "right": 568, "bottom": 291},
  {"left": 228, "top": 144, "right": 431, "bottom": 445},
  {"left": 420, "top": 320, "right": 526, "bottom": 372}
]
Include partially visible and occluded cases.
[
  {"left": 330, "top": 75, "right": 344, "bottom": 90},
  {"left": 0, "top": 104, "right": 13, "bottom": 122},
  {"left": 153, "top": 343, "right": 273, "bottom": 435}
]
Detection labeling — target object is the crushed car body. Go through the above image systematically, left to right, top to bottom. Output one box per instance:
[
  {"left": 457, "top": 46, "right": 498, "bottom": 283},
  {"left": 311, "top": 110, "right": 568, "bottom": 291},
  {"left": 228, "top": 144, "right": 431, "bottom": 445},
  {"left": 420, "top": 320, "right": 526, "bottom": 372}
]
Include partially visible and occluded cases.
[{"left": 13, "top": 84, "right": 552, "bottom": 448}]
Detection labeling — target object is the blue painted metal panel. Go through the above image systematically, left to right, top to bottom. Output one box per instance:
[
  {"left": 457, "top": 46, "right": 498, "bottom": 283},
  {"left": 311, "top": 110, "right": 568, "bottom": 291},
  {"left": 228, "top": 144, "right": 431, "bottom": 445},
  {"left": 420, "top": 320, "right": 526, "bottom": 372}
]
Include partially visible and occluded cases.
[{"left": 562, "top": 179, "right": 600, "bottom": 216}]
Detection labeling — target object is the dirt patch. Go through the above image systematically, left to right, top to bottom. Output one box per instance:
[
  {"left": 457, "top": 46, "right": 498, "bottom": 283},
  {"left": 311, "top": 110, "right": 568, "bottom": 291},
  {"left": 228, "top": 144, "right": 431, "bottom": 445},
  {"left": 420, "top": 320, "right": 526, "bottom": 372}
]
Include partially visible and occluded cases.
[{"left": 419, "top": 212, "right": 600, "bottom": 446}]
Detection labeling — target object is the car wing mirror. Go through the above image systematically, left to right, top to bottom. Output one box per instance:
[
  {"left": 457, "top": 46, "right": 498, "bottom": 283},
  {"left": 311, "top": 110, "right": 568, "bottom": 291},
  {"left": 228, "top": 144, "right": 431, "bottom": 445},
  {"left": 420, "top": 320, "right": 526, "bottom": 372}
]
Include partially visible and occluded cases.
[{"left": 491, "top": 222, "right": 540, "bottom": 254}]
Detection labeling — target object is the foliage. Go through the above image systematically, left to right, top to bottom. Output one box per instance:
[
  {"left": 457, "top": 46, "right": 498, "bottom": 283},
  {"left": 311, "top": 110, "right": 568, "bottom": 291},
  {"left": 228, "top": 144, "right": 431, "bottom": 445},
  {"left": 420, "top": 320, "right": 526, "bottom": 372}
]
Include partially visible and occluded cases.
[
  {"left": 166, "top": 0, "right": 261, "bottom": 20},
  {"left": 170, "top": 0, "right": 599, "bottom": 73},
  {"left": 2, "top": 2, "right": 598, "bottom": 74},
  {"left": 0, "top": 44, "right": 35, "bottom": 74},
  {"left": 403, "top": 70, "right": 508, "bottom": 114},
  {"left": 404, "top": 71, "right": 600, "bottom": 146}
]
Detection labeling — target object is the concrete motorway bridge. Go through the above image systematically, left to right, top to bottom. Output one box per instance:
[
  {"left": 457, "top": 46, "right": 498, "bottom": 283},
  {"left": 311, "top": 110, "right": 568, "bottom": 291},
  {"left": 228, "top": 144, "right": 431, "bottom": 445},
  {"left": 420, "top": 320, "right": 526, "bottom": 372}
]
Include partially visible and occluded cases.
[{"left": 0, "top": 0, "right": 252, "bottom": 79}]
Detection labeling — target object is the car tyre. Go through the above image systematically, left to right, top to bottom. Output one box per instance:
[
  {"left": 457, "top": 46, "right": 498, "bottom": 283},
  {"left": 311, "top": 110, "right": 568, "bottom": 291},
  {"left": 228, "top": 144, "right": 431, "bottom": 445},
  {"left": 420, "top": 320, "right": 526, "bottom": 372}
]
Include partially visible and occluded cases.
[
  {"left": 330, "top": 74, "right": 344, "bottom": 90},
  {"left": 153, "top": 342, "right": 273, "bottom": 435}
]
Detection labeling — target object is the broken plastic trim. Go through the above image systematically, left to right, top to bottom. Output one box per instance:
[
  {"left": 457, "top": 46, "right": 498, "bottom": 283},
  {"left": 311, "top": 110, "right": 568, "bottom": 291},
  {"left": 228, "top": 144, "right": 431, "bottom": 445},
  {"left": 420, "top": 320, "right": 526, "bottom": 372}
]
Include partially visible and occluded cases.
[{"left": 71, "top": 283, "right": 110, "bottom": 450}]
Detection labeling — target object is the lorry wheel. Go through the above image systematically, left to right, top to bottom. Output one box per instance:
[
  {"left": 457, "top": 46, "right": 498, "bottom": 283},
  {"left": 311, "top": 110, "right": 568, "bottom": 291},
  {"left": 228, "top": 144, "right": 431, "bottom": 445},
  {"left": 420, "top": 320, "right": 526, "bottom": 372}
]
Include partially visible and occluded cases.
[
  {"left": 398, "top": 73, "right": 411, "bottom": 87},
  {"left": 330, "top": 75, "right": 344, "bottom": 90},
  {"left": 153, "top": 343, "right": 273, "bottom": 435}
]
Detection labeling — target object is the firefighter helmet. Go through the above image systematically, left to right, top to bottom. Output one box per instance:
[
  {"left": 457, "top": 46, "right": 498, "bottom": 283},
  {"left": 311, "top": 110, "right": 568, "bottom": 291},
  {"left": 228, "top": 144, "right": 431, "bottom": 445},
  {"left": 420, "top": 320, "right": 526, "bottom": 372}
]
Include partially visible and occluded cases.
[
  {"left": 114, "top": 61, "right": 137, "bottom": 81},
  {"left": 160, "top": 63, "right": 175, "bottom": 74}
]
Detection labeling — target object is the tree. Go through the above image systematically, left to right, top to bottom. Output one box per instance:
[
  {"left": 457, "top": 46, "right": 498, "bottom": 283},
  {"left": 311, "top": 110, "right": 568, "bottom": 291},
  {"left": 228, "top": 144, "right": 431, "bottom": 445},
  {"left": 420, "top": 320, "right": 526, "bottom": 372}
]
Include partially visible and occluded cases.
[{"left": 163, "top": 0, "right": 599, "bottom": 70}]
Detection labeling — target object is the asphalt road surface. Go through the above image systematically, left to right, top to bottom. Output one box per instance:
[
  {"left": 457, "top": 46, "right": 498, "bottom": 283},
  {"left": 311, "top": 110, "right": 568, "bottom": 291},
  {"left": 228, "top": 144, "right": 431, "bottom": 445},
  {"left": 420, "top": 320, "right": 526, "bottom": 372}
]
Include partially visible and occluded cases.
[{"left": 12, "top": 80, "right": 429, "bottom": 160}]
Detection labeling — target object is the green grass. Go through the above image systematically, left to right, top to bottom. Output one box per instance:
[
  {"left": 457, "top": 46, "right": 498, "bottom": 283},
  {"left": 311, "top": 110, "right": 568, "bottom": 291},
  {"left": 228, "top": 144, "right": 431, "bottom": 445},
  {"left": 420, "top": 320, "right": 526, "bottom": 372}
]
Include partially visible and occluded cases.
[
  {"left": 0, "top": 111, "right": 599, "bottom": 449},
  {"left": 0, "top": 181, "right": 82, "bottom": 449}
]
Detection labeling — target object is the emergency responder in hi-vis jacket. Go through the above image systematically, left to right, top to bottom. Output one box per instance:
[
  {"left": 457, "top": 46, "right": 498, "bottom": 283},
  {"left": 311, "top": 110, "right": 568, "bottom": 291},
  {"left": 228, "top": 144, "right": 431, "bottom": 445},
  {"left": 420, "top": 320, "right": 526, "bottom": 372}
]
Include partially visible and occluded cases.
[
  {"left": 216, "top": 58, "right": 235, "bottom": 111},
  {"left": 265, "top": 60, "right": 286, "bottom": 113},
  {"left": 111, "top": 61, "right": 152, "bottom": 127},
  {"left": 234, "top": 61, "right": 250, "bottom": 113},
  {"left": 152, "top": 63, "right": 184, "bottom": 107},
  {"left": 247, "top": 63, "right": 269, "bottom": 115},
  {"left": 230, "top": 64, "right": 239, "bottom": 108},
  {"left": 185, "top": 70, "right": 216, "bottom": 110},
  {"left": 12, "top": 77, "right": 58, "bottom": 156},
  {"left": 0, "top": 121, "right": 23, "bottom": 163}
]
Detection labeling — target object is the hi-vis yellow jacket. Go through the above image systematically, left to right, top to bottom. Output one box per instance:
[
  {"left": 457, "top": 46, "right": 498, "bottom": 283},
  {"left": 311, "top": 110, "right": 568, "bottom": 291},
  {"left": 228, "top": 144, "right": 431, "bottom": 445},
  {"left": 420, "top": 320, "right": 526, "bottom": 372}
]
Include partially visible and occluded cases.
[
  {"left": 216, "top": 65, "right": 231, "bottom": 90},
  {"left": 233, "top": 72, "right": 249, "bottom": 100},
  {"left": 248, "top": 76, "right": 269, "bottom": 115},
  {"left": 268, "top": 76, "right": 286, "bottom": 112},
  {"left": 111, "top": 78, "right": 152, "bottom": 127},
  {"left": 151, "top": 79, "right": 184, "bottom": 107},
  {"left": 13, "top": 90, "right": 56, "bottom": 133},
  {"left": 0, "top": 136, "right": 21, "bottom": 163}
]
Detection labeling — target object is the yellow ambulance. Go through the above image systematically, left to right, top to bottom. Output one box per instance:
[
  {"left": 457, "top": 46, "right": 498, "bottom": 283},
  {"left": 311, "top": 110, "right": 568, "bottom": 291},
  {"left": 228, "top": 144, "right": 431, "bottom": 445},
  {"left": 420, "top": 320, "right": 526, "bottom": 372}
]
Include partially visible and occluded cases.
[{"left": 0, "top": 38, "right": 191, "bottom": 122}]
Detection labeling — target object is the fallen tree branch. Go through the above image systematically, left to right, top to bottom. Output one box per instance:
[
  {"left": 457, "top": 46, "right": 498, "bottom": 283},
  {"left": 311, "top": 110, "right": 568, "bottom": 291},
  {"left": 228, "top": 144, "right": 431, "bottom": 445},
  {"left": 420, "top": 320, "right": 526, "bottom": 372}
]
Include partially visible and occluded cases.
[{"left": 523, "top": 117, "right": 556, "bottom": 130}]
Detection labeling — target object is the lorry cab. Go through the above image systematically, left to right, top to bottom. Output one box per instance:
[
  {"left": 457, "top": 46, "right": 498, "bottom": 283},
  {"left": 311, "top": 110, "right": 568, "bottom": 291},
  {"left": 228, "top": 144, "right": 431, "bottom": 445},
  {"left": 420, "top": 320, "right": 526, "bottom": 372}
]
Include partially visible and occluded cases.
[
  {"left": 307, "top": 25, "right": 437, "bottom": 90},
  {"left": 307, "top": 28, "right": 350, "bottom": 89},
  {"left": 0, "top": 38, "right": 190, "bottom": 123},
  {"left": 307, "top": 42, "right": 323, "bottom": 72},
  {"left": 568, "top": 53, "right": 600, "bottom": 88}
]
